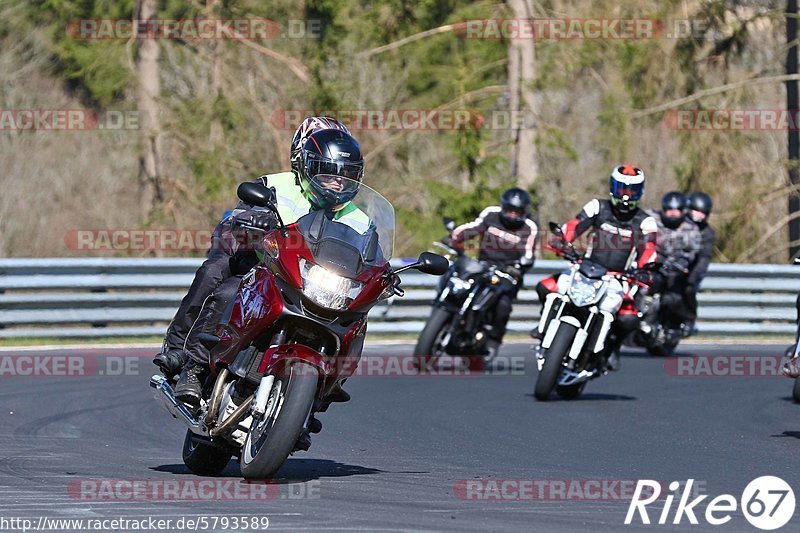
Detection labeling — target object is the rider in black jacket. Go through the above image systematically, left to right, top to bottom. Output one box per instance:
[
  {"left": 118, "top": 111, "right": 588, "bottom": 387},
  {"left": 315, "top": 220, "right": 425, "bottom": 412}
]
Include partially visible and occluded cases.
[
  {"left": 449, "top": 188, "right": 538, "bottom": 358},
  {"left": 647, "top": 191, "right": 702, "bottom": 335},
  {"left": 684, "top": 192, "right": 716, "bottom": 333}
]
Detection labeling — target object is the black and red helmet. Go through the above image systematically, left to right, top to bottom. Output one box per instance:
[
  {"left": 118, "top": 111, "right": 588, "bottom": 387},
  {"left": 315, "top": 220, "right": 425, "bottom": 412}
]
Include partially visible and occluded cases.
[
  {"left": 290, "top": 116, "right": 351, "bottom": 174},
  {"left": 299, "top": 129, "right": 364, "bottom": 209}
]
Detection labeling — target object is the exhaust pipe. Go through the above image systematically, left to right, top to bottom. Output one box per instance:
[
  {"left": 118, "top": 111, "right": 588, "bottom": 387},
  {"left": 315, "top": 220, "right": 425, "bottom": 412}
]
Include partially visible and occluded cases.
[{"left": 150, "top": 375, "right": 209, "bottom": 436}]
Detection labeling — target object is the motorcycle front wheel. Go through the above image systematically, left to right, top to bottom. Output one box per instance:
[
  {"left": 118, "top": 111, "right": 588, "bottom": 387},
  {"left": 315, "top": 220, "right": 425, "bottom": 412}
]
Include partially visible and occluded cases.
[
  {"left": 413, "top": 307, "right": 452, "bottom": 373},
  {"left": 534, "top": 323, "right": 577, "bottom": 401},
  {"left": 240, "top": 362, "right": 318, "bottom": 479},
  {"left": 793, "top": 377, "right": 800, "bottom": 403}
]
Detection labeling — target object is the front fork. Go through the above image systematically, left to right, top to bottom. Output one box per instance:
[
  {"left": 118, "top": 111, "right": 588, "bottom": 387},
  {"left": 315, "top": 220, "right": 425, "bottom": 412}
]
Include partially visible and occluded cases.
[{"left": 536, "top": 295, "right": 615, "bottom": 371}]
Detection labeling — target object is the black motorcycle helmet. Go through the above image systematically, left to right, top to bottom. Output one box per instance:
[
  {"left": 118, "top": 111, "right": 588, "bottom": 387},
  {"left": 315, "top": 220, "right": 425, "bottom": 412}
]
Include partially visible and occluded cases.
[
  {"left": 299, "top": 129, "right": 364, "bottom": 209},
  {"left": 609, "top": 165, "right": 645, "bottom": 218},
  {"left": 499, "top": 187, "right": 532, "bottom": 230},
  {"left": 660, "top": 191, "right": 686, "bottom": 229},
  {"left": 687, "top": 191, "right": 713, "bottom": 225}
]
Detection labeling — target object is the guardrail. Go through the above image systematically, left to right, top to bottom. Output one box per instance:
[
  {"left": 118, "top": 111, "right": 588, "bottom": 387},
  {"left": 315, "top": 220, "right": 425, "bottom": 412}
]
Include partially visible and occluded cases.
[{"left": 0, "top": 258, "right": 798, "bottom": 339}]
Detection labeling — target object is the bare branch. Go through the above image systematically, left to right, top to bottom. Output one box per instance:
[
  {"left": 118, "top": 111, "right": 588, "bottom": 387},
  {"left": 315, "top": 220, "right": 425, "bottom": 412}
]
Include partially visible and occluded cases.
[
  {"left": 357, "top": 23, "right": 463, "bottom": 58},
  {"left": 218, "top": 27, "right": 309, "bottom": 83},
  {"left": 629, "top": 74, "right": 800, "bottom": 118}
]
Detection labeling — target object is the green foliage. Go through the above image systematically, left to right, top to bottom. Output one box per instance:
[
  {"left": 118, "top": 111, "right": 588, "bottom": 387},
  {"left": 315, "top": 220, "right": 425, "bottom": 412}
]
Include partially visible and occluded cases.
[
  {"left": 0, "top": 0, "right": 792, "bottom": 261},
  {"left": 24, "top": 0, "right": 136, "bottom": 106}
]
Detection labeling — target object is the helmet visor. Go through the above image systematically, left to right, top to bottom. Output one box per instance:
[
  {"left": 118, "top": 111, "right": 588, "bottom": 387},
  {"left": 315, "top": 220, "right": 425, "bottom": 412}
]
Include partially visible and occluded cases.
[
  {"left": 305, "top": 153, "right": 364, "bottom": 182},
  {"left": 610, "top": 180, "right": 644, "bottom": 201}
]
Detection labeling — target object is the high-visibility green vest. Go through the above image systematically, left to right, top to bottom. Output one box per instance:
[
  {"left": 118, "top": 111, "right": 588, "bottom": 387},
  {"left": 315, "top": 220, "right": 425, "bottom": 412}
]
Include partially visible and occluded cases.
[{"left": 262, "top": 172, "right": 372, "bottom": 235}]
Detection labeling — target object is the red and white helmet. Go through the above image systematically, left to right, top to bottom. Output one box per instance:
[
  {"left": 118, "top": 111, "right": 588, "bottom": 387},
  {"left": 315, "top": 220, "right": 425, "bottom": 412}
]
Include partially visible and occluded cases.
[{"left": 291, "top": 116, "right": 351, "bottom": 172}]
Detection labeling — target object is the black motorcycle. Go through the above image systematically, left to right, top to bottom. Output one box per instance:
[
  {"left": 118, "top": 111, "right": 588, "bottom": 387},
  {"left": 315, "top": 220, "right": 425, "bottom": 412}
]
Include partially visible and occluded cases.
[
  {"left": 413, "top": 218, "right": 522, "bottom": 371},
  {"left": 632, "top": 259, "right": 692, "bottom": 357}
]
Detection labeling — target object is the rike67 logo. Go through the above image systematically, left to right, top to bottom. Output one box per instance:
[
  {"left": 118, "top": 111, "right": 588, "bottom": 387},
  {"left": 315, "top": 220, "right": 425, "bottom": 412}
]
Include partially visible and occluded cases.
[{"left": 625, "top": 477, "right": 795, "bottom": 530}]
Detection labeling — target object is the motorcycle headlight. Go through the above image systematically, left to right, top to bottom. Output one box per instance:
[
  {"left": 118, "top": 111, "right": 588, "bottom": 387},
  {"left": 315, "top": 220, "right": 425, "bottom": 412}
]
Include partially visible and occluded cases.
[
  {"left": 299, "top": 258, "right": 363, "bottom": 310},
  {"left": 568, "top": 273, "right": 602, "bottom": 307},
  {"left": 448, "top": 277, "right": 473, "bottom": 294}
]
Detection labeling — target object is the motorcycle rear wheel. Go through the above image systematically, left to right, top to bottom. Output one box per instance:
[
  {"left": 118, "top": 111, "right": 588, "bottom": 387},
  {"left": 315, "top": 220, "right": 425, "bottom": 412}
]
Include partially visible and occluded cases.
[{"left": 793, "top": 377, "right": 800, "bottom": 404}]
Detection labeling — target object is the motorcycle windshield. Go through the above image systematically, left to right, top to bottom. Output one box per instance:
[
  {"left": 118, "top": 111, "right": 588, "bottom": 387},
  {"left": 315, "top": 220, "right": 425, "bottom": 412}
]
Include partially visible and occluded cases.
[{"left": 288, "top": 178, "right": 395, "bottom": 274}]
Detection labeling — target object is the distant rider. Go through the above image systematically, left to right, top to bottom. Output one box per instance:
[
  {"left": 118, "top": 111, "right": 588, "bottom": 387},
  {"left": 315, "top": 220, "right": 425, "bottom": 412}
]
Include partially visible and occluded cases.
[
  {"left": 447, "top": 188, "right": 538, "bottom": 359},
  {"left": 646, "top": 191, "right": 702, "bottom": 337},
  {"left": 684, "top": 192, "right": 716, "bottom": 333}
]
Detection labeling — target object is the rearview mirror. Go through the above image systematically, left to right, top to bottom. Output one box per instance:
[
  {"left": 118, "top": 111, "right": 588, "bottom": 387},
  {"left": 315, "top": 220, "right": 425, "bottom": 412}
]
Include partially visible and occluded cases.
[
  {"left": 237, "top": 182, "right": 275, "bottom": 208},
  {"left": 443, "top": 217, "right": 456, "bottom": 233},
  {"left": 549, "top": 221, "right": 563, "bottom": 236},
  {"left": 416, "top": 252, "right": 449, "bottom": 276}
]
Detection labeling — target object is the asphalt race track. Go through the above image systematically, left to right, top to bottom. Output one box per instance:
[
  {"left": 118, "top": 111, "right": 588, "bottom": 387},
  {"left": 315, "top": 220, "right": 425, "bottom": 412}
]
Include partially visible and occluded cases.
[{"left": 0, "top": 342, "right": 797, "bottom": 532}]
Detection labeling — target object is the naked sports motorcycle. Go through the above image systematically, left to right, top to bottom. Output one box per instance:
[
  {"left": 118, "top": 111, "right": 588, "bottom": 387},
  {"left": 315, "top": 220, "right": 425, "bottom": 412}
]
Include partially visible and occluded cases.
[
  {"left": 151, "top": 179, "right": 448, "bottom": 478},
  {"left": 413, "top": 218, "right": 523, "bottom": 371},
  {"left": 533, "top": 222, "right": 655, "bottom": 401}
]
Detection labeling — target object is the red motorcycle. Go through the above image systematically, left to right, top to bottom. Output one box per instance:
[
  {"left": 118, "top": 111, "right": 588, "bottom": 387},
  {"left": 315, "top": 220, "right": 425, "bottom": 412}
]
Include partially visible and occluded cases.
[{"left": 151, "top": 178, "right": 448, "bottom": 479}]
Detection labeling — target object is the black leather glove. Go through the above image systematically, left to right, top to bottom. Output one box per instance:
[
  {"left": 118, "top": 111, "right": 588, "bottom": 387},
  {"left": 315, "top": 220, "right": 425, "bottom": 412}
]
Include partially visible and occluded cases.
[
  {"left": 231, "top": 210, "right": 278, "bottom": 249},
  {"left": 233, "top": 210, "right": 278, "bottom": 231}
]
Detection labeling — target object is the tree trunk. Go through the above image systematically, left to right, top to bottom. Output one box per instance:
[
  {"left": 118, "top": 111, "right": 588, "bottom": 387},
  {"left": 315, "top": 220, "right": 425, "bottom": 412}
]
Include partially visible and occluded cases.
[
  {"left": 136, "top": 0, "right": 163, "bottom": 213},
  {"left": 207, "top": 0, "right": 224, "bottom": 146},
  {"left": 506, "top": 0, "right": 538, "bottom": 190},
  {"left": 787, "top": 0, "right": 799, "bottom": 259}
]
